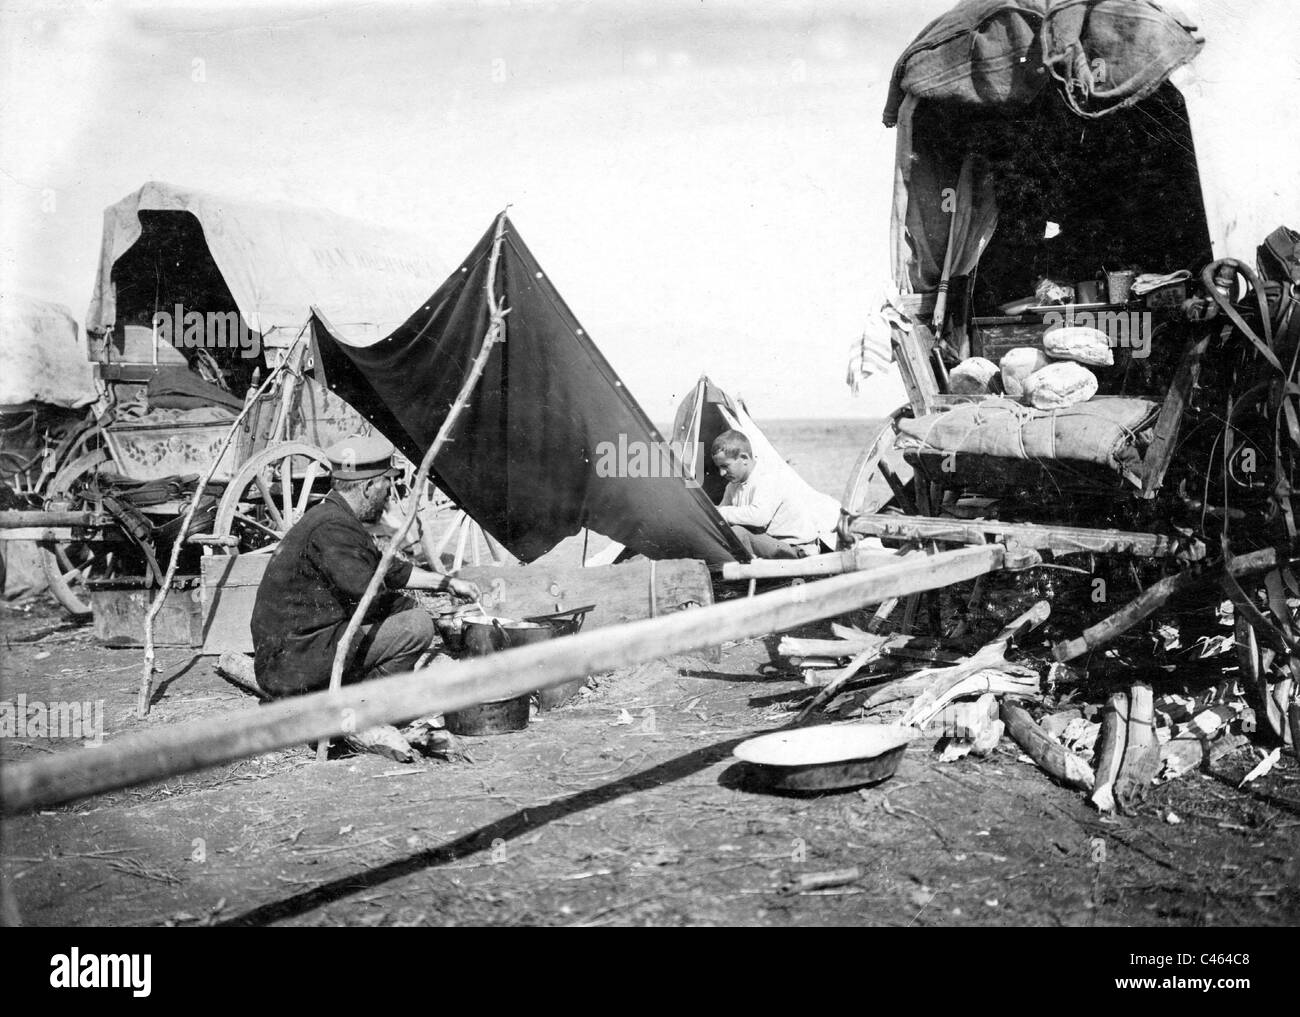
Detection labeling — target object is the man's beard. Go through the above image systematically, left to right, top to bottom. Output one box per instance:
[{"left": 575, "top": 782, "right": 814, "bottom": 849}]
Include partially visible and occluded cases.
[{"left": 359, "top": 489, "right": 388, "bottom": 522}]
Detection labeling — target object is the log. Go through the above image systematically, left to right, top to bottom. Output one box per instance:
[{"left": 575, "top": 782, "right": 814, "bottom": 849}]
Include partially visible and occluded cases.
[
  {"left": 0, "top": 511, "right": 98, "bottom": 528},
  {"left": 850, "top": 512, "right": 1185, "bottom": 558},
  {"left": 0, "top": 543, "right": 1007, "bottom": 814},
  {"left": 720, "top": 547, "right": 909, "bottom": 581},
  {"left": 1053, "top": 548, "right": 1280, "bottom": 661},
  {"left": 456, "top": 558, "right": 713, "bottom": 632},
  {"left": 214, "top": 652, "right": 268, "bottom": 701},
  {"left": 1114, "top": 682, "right": 1160, "bottom": 812},
  {"left": 1089, "top": 691, "right": 1128, "bottom": 813},
  {"left": 1000, "top": 701, "right": 1095, "bottom": 791}
]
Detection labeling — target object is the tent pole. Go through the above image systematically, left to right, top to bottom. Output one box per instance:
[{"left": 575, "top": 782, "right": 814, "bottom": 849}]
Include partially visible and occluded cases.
[{"left": 318, "top": 211, "right": 512, "bottom": 761}]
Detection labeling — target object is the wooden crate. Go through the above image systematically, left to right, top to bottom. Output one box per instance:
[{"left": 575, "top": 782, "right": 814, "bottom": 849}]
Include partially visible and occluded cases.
[{"left": 88, "top": 578, "right": 205, "bottom": 647}]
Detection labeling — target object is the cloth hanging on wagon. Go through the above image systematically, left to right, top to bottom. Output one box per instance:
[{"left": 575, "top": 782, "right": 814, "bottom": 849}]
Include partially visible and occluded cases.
[
  {"left": 310, "top": 217, "right": 747, "bottom": 566},
  {"left": 895, "top": 395, "right": 1160, "bottom": 474}
]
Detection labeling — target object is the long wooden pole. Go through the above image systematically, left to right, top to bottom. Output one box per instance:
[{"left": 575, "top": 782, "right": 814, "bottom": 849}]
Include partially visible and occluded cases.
[
  {"left": 319, "top": 212, "right": 510, "bottom": 761},
  {"left": 138, "top": 332, "right": 306, "bottom": 717},
  {"left": 850, "top": 512, "right": 1185, "bottom": 558},
  {"left": 1, "top": 543, "right": 1004, "bottom": 814},
  {"left": 720, "top": 547, "right": 910, "bottom": 581},
  {"left": 1052, "top": 548, "right": 1280, "bottom": 661}
]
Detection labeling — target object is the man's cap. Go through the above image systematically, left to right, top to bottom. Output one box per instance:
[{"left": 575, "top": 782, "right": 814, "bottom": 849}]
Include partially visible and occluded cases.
[{"left": 325, "top": 434, "right": 399, "bottom": 481}]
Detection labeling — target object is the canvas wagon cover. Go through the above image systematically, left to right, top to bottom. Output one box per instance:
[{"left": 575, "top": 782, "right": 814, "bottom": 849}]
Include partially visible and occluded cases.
[
  {"left": 85, "top": 181, "right": 448, "bottom": 348},
  {"left": 311, "top": 217, "right": 747, "bottom": 566}
]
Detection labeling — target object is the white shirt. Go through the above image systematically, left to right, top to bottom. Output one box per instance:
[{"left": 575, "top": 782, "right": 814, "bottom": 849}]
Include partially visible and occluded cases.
[{"left": 718, "top": 457, "right": 843, "bottom": 548}]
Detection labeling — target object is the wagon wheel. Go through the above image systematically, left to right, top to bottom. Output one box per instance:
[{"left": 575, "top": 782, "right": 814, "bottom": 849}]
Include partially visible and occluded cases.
[
  {"left": 840, "top": 407, "right": 911, "bottom": 517},
  {"left": 838, "top": 409, "right": 937, "bottom": 632},
  {"left": 212, "top": 442, "right": 331, "bottom": 553},
  {"left": 36, "top": 446, "right": 112, "bottom": 619},
  {"left": 417, "top": 507, "right": 509, "bottom": 570}
]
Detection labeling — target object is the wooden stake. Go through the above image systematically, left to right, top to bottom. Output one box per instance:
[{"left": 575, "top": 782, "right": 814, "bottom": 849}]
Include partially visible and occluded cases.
[
  {"left": 319, "top": 212, "right": 511, "bottom": 761},
  {"left": 138, "top": 331, "right": 306, "bottom": 718},
  {"left": 1, "top": 543, "right": 1006, "bottom": 814}
]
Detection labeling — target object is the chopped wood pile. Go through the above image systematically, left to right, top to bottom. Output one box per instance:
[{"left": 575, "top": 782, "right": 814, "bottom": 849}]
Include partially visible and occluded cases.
[{"left": 778, "top": 598, "right": 1273, "bottom": 813}]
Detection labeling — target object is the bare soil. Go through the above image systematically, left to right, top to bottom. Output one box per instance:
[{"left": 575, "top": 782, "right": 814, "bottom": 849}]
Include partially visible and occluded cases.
[{"left": 2, "top": 595, "right": 1297, "bottom": 927}]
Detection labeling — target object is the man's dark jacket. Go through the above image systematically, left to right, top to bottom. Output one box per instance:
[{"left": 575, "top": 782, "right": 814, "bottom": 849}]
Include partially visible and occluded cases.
[{"left": 251, "top": 491, "right": 412, "bottom": 696}]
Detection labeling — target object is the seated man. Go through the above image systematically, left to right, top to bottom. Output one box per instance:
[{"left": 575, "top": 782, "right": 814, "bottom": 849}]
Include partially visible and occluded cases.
[
  {"left": 711, "top": 428, "right": 843, "bottom": 559},
  {"left": 251, "top": 435, "right": 479, "bottom": 699}
]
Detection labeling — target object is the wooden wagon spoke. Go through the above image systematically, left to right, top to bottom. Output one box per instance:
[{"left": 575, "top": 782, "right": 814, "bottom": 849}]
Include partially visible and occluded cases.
[
  {"left": 279, "top": 457, "right": 293, "bottom": 526},
  {"left": 296, "top": 460, "right": 325, "bottom": 517},
  {"left": 254, "top": 471, "right": 285, "bottom": 531},
  {"left": 233, "top": 511, "right": 283, "bottom": 539}
]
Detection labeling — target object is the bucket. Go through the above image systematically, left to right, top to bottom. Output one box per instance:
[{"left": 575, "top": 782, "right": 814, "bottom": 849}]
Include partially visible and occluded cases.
[{"left": 1106, "top": 269, "right": 1136, "bottom": 304}]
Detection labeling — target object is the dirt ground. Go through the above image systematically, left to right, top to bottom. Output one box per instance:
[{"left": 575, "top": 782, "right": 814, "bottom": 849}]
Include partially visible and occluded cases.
[{"left": 2, "top": 594, "right": 1298, "bottom": 928}]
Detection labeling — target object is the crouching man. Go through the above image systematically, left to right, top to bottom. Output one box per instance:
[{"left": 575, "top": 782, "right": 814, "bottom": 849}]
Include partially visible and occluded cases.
[
  {"left": 711, "top": 429, "right": 843, "bottom": 559},
  {"left": 251, "top": 435, "right": 480, "bottom": 700}
]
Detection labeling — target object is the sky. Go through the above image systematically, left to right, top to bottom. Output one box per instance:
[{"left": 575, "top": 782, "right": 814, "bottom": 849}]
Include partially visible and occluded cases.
[{"left": 0, "top": 0, "right": 943, "bottom": 420}]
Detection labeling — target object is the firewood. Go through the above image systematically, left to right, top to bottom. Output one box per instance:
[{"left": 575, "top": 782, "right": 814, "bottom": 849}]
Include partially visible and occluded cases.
[
  {"left": 896, "top": 601, "right": 1050, "bottom": 728},
  {"left": 1115, "top": 682, "right": 1160, "bottom": 813},
  {"left": 1090, "top": 692, "right": 1128, "bottom": 813},
  {"left": 1000, "top": 701, "right": 1094, "bottom": 791}
]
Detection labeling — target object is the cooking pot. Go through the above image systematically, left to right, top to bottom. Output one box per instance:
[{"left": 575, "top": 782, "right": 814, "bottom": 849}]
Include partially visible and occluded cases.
[
  {"left": 462, "top": 616, "right": 554, "bottom": 656},
  {"left": 445, "top": 693, "right": 531, "bottom": 736}
]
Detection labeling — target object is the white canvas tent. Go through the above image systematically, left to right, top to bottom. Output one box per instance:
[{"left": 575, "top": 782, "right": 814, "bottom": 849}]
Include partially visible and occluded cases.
[
  {"left": 85, "top": 181, "right": 449, "bottom": 350},
  {"left": 0, "top": 294, "right": 96, "bottom": 410}
]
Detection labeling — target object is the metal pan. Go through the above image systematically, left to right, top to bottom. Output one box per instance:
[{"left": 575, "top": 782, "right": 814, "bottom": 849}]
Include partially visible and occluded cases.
[{"left": 733, "top": 723, "right": 918, "bottom": 793}]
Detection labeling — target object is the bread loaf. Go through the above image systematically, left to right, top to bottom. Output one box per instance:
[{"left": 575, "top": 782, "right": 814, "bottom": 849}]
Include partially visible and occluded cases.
[
  {"left": 1044, "top": 325, "right": 1113, "bottom": 367},
  {"left": 1000, "top": 347, "right": 1050, "bottom": 398},
  {"left": 948, "top": 357, "right": 1000, "bottom": 395},
  {"left": 1024, "top": 361, "right": 1098, "bottom": 409}
]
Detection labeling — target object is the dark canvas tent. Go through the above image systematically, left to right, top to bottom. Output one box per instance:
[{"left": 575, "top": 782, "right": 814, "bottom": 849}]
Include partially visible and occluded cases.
[{"left": 310, "top": 217, "right": 747, "bottom": 566}]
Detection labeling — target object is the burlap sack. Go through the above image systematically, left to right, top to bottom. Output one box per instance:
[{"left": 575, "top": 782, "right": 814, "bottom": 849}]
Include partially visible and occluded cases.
[
  {"left": 1044, "top": 325, "right": 1114, "bottom": 366},
  {"left": 1000, "top": 347, "right": 1050, "bottom": 398},
  {"left": 949, "top": 357, "right": 1001, "bottom": 395},
  {"left": 1024, "top": 361, "right": 1099, "bottom": 409}
]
